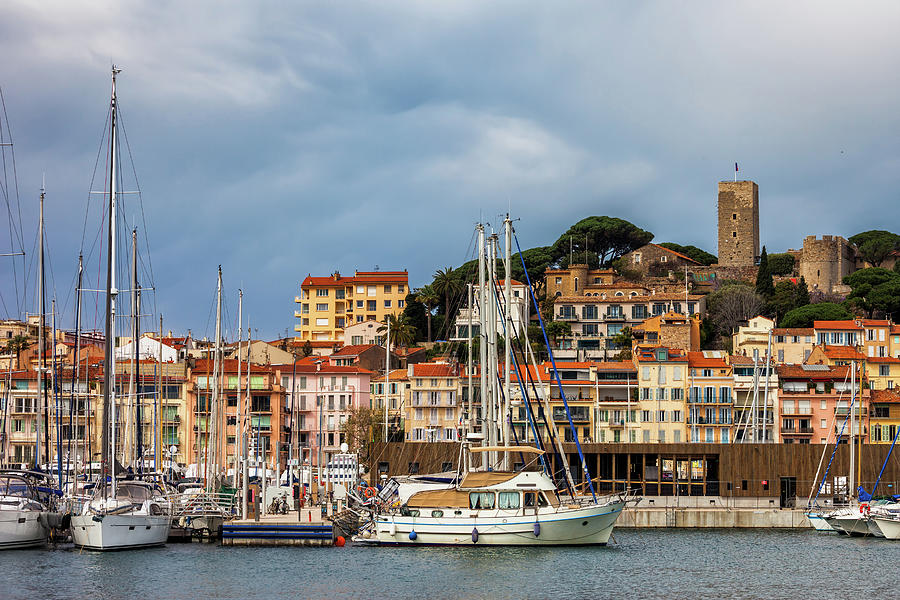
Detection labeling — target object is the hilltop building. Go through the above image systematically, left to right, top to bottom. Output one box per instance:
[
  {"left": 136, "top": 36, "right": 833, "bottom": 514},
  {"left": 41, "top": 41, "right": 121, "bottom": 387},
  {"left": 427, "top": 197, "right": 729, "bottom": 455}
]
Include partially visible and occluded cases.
[{"left": 294, "top": 270, "right": 409, "bottom": 343}]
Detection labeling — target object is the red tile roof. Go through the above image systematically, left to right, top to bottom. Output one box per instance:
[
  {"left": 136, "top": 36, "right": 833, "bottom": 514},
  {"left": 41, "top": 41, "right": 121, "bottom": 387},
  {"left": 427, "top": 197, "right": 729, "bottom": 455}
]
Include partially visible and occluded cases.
[
  {"left": 647, "top": 243, "right": 701, "bottom": 265},
  {"left": 301, "top": 270, "right": 409, "bottom": 287},
  {"left": 861, "top": 319, "right": 891, "bottom": 327},
  {"left": 814, "top": 320, "right": 861, "bottom": 331},
  {"left": 332, "top": 344, "right": 379, "bottom": 356},
  {"left": 821, "top": 345, "right": 866, "bottom": 361},
  {"left": 687, "top": 352, "right": 729, "bottom": 368},
  {"left": 868, "top": 356, "right": 900, "bottom": 364},
  {"left": 595, "top": 360, "right": 637, "bottom": 372},
  {"left": 412, "top": 363, "right": 458, "bottom": 377},
  {"left": 776, "top": 364, "right": 850, "bottom": 380},
  {"left": 370, "top": 369, "right": 409, "bottom": 383},
  {"left": 871, "top": 389, "right": 900, "bottom": 403}
]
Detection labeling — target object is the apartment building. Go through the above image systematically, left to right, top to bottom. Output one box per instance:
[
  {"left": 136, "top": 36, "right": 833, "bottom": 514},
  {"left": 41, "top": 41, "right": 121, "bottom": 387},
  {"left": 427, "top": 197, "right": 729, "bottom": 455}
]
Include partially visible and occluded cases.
[
  {"left": 294, "top": 270, "right": 409, "bottom": 343},
  {"left": 450, "top": 279, "right": 529, "bottom": 342},
  {"left": 552, "top": 292, "right": 705, "bottom": 358},
  {"left": 733, "top": 316, "right": 814, "bottom": 364},
  {"left": 634, "top": 347, "right": 689, "bottom": 443},
  {"left": 686, "top": 352, "right": 734, "bottom": 444},
  {"left": 730, "top": 355, "right": 779, "bottom": 443},
  {"left": 186, "top": 359, "right": 287, "bottom": 475},
  {"left": 406, "top": 362, "right": 460, "bottom": 442},
  {"left": 279, "top": 363, "right": 372, "bottom": 470},
  {"left": 776, "top": 364, "right": 867, "bottom": 445},
  {"left": 370, "top": 368, "right": 409, "bottom": 442},
  {"left": 869, "top": 389, "right": 900, "bottom": 444}
]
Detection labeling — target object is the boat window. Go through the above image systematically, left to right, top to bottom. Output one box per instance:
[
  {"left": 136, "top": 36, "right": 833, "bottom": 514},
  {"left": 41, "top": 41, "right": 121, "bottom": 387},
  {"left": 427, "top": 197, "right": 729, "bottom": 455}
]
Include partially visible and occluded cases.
[
  {"left": 0, "top": 476, "right": 33, "bottom": 499},
  {"left": 469, "top": 492, "right": 495, "bottom": 510},
  {"left": 498, "top": 492, "right": 520, "bottom": 510},
  {"left": 523, "top": 492, "right": 536, "bottom": 507},
  {"left": 538, "top": 493, "right": 550, "bottom": 507},
  {"left": 431, "top": 510, "right": 444, "bottom": 518}
]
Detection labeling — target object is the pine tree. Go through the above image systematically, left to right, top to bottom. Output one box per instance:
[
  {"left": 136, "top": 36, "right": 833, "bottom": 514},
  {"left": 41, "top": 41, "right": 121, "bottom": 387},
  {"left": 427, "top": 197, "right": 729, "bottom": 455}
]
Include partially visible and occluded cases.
[
  {"left": 755, "top": 246, "right": 775, "bottom": 299},
  {"left": 795, "top": 275, "right": 811, "bottom": 307}
]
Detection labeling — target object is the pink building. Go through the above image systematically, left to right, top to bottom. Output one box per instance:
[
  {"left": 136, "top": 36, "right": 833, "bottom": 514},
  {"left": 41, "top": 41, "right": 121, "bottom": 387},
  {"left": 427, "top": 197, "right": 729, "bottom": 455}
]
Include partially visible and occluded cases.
[
  {"left": 277, "top": 362, "right": 372, "bottom": 470},
  {"left": 776, "top": 364, "right": 869, "bottom": 445}
]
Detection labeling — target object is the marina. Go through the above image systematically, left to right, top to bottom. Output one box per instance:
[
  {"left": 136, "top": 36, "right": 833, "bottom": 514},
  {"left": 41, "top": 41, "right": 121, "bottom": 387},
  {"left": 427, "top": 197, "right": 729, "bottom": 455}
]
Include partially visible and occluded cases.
[{"left": 2, "top": 529, "right": 899, "bottom": 600}]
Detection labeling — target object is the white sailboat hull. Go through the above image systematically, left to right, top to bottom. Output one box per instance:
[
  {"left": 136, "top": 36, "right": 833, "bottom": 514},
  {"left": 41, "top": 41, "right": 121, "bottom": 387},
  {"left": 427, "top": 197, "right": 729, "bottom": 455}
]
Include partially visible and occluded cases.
[
  {"left": 374, "top": 500, "right": 624, "bottom": 546},
  {"left": 0, "top": 511, "right": 49, "bottom": 549},
  {"left": 71, "top": 513, "right": 171, "bottom": 551},
  {"left": 806, "top": 513, "right": 835, "bottom": 532},
  {"left": 826, "top": 514, "right": 872, "bottom": 536},
  {"left": 871, "top": 516, "right": 900, "bottom": 540}
]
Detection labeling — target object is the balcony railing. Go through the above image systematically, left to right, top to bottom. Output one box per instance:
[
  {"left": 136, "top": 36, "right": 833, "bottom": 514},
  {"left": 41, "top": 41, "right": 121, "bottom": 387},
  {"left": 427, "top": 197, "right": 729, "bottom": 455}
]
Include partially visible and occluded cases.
[
  {"left": 557, "top": 313, "right": 579, "bottom": 322},
  {"left": 604, "top": 313, "right": 626, "bottom": 321}
]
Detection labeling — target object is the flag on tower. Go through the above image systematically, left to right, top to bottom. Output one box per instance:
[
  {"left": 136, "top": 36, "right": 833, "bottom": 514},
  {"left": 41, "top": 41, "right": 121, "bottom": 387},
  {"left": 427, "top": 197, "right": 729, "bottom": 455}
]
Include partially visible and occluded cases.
[{"left": 735, "top": 162, "right": 739, "bottom": 173}]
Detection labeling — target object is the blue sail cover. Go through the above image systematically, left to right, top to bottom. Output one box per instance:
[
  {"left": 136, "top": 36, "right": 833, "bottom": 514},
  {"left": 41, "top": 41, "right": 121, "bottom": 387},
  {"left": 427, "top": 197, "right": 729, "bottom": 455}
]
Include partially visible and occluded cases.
[{"left": 857, "top": 486, "right": 872, "bottom": 502}]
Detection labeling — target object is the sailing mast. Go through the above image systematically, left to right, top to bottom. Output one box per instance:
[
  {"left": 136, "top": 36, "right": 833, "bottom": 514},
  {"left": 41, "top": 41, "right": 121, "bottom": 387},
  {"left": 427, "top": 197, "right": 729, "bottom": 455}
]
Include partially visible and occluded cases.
[
  {"left": 101, "top": 66, "right": 122, "bottom": 502},
  {"left": 34, "top": 182, "right": 46, "bottom": 469},
  {"left": 503, "top": 215, "right": 512, "bottom": 469},
  {"left": 477, "top": 224, "right": 487, "bottom": 465},
  {"left": 131, "top": 229, "right": 143, "bottom": 473},
  {"left": 71, "top": 255, "right": 84, "bottom": 477},
  {"left": 209, "top": 266, "right": 223, "bottom": 490},
  {"left": 234, "top": 289, "right": 242, "bottom": 490},
  {"left": 156, "top": 314, "right": 163, "bottom": 473},
  {"left": 849, "top": 359, "right": 856, "bottom": 502}
]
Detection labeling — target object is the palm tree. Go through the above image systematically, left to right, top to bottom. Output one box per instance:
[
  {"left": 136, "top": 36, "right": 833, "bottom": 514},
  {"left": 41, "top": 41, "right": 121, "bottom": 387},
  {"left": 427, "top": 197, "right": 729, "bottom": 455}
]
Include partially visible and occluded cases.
[
  {"left": 432, "top": 266, "right": 463, "bottom": 337},
  {"left": 415, "top": 284, "right": 440, "bottom": 342},
  {"left": 378, "top": 314, "right": 416, "bottom": 349},
  {"left": 4, "top": 334, "right": 31, "bottom": 370}
]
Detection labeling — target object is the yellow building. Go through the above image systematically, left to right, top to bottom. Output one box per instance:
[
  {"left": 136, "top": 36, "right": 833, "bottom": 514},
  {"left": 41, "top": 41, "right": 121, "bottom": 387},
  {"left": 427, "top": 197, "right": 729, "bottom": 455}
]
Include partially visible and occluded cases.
[
  {"left": 294, "top": 270, "right": 409, "bottom": 343},
  {"left": 635, "top": 347, "right": 689, "bottom": 443},
  {"left": 405, "top": 362, "right": 461, "bottom": 442},
  {"left": 870, "top": 389, "right": 900, "bottom": 444}
]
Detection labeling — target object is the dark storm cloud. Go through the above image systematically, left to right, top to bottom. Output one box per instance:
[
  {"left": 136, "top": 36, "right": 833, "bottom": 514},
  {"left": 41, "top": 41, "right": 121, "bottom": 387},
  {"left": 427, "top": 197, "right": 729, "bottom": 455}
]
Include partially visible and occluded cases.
[{"left": 1, "top": 1, "right": 899, "bottom": 337}]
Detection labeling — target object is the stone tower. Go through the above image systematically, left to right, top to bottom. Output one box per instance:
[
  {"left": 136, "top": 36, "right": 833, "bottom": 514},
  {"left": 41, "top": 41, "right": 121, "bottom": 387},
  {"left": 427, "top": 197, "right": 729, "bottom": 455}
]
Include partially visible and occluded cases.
[{"left": 717, "top": 181, "right": 759, "bottom": 267}]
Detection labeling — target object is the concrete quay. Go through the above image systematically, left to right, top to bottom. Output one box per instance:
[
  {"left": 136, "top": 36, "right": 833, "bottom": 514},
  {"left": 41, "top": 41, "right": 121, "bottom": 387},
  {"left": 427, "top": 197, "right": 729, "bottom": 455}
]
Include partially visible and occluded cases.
[{"left": 620, "top": 496, "right": 812, "bottom": 528}]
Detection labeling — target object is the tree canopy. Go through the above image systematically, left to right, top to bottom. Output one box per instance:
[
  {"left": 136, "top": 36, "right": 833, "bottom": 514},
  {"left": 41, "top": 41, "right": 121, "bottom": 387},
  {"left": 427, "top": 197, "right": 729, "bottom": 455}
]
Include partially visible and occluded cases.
[
  {"left": 551, "top": 216, "right": 653, "bottom": 268},
  {"left": 849, "top": 230, "right": 900, "bottom": 267},
  {"left": 657, "top": 243, "right": 717, "bottom": 266},
  {"left": 755, "top": 246, "right": 775, "bottom": 298},
  {"left": 767, "top": 253, "right": 796, "bottom": 276},
  {"left": 844, "top": 267, "right": 900, "bottom": 317},
  {"left": 781, "top": 302, "right": 853, "bottom": 328}
]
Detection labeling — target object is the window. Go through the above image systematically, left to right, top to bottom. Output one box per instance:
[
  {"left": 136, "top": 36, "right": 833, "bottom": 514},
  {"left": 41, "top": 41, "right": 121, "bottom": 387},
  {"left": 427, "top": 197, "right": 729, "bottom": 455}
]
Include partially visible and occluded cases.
[
  {"left": 732, "top": 213, "right": 737, "bottom": 220},
  {"left": 732, "top": 232, "right": 737, "bottom": 238},
  {"left": 633, "top": 253, "right": 642, "bottom": 264},
  {"left": 660, "top": 255, "right": 668, "bottom": 263},
  {"left": 555, "top": 277, "right": 562, "bottom": 285},
  {"left": 384, "top": 285, "right": 392, "bottom": 293},
  {"left": 367, "top": 286, "right": 377, "bottom": 297},
  {"left": 316, "top": 289, "right": 328, "bottom": 297},
  {"left": 383, "top": 299, "right": 391, "bottom": 308},
  {"left": 356, "top": 300, "right": 363, "bottom": 308},
  {"left": 367, "top": 300, "right": 376, "bottom": 312},
  {"left": 398, "top": 300, "right": 405, "bottom": 308},
  {"left": 301, "top": 303, "right": 309, "bottom": 314},
  {"left": 316, "top": 303, "right": 328, "bottom": 311},
  {"left": 316, "top": 318, "right": 328, "bottom": 326},
  {"left": 352, "top": 335, "right": 363, "bottom": 345},
  {"left": 880, "top": 365, "right": 890, "bottom": 376},
  {"left": 642, "top": 367, "right": 650, "bottom": 381},
  {"left": 673, "top": 367, "right": 682, "bottom": 381},
  {"left": 671, "top": 388, "right": 683, "bottom": 400},
  {"left": 642, "top": 410, "right": 652, "bottom": 423},
  {"left": 657, "top": 410, "right": 666, "bottom": 422},
  {"left": 469, "top": 492, "right": 495, "bottom": 509},
  {"left": 498, "top": 492, "right": 520, "bottom": 509}
]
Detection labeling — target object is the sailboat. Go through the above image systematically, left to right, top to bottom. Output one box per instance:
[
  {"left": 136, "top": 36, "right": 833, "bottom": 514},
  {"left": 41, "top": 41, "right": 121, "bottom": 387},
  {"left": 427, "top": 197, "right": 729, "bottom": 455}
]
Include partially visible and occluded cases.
[
  {"left": 70, "top": 67, "right": 171, "bottom": 550},
  {"left": 358, "top": 220, "right": 629, "bottom": 546}
]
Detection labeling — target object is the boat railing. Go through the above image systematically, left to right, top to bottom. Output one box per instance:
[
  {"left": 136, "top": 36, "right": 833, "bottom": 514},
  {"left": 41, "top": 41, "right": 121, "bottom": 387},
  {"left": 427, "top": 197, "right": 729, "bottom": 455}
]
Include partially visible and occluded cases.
[{"left": 170, "top": 490, "right": 238, "bottom": 518}]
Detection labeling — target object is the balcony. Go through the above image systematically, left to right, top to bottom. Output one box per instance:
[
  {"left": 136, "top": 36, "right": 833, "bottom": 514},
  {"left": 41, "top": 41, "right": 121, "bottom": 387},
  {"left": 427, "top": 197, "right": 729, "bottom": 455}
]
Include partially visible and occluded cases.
[
  {"left": 294, "top": 296, "right": 302, "bottom": 303},
  {"left": 557, "top": 313, "right": 579, "bottom": 322},
  {"left": 604, "top": 313, "right": 626, "bottom": 322},
  {"left": 835, "top": 407, "right": 867, "bottom": 416},
  {"left": 608, "top": 419, "right": 625, "bottom": 428},
  {"left": 783, "top": 427, "right": 814, "bottom": 434}
]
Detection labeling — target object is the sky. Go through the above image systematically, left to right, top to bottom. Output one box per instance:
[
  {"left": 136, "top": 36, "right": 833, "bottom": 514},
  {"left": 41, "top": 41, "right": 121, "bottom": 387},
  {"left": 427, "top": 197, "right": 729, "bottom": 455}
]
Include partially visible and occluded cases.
[{"left": 1, "top": 1, "right": 899, "bottom": 341}]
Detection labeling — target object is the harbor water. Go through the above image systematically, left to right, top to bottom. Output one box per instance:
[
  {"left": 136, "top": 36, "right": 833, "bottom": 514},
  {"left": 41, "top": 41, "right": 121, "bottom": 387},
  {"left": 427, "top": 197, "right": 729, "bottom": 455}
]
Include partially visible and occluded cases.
[{"left": 3, "top": 529, "right": 898, "bottom": 599}]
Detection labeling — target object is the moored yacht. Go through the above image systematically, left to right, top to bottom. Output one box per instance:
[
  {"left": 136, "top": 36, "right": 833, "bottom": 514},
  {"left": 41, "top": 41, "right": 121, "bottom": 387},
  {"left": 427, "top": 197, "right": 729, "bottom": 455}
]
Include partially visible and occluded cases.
[
  {"left": 364, "top": 447, "right": 627, "bottom": 546},
  {"left": 0, "top": 470, "right": 54, "bottom": 549},
  {"left": 70, "top": 480, "right": 171, "bottom": 551}
]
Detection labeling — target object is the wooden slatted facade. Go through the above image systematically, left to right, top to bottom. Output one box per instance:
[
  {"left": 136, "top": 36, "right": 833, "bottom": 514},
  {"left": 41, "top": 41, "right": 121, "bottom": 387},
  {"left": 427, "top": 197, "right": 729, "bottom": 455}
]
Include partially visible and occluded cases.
[{"left": 367, "top": 442, "right": 900, "bottom": 505}]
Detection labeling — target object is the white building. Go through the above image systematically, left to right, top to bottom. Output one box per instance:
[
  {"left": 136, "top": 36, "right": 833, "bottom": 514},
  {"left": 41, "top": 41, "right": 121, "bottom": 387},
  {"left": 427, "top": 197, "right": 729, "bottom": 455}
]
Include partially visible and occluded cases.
[
  {"left": 450, "top": 279, "right": 529, "bottom": 342},
  {"left": 342, "top": 319, "right": 384, "bottom": 346},
  {"left": 115, "top": 335, "right": 179, "bottom": 363}
]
